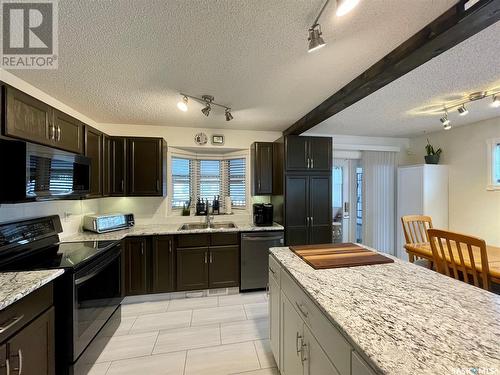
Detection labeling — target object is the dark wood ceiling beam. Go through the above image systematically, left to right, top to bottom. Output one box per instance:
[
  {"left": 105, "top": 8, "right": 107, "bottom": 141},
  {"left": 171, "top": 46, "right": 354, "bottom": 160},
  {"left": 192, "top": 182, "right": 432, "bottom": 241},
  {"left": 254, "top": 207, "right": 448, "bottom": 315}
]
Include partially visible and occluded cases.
[{"left": 284, "top": 0, "right": 500, "bottom": 136}]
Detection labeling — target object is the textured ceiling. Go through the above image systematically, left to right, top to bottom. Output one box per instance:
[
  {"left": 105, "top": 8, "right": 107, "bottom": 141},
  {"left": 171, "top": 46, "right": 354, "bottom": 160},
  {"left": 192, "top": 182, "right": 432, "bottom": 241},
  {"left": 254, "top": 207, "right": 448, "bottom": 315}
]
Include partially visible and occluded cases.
[
  {"left": 10, "top": 0, "right": 457, "bottom": 131},
  {"left": 307, "top": 21, "right": 500, "bottom": 137}
]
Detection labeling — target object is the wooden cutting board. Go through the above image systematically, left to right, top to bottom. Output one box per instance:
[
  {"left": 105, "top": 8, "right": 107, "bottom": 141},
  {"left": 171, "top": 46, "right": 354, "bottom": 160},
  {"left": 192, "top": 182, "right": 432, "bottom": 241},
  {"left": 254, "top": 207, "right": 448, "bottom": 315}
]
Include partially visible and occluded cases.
[{"left": 290, "top": 243, "right": 394, "bottom": 270}]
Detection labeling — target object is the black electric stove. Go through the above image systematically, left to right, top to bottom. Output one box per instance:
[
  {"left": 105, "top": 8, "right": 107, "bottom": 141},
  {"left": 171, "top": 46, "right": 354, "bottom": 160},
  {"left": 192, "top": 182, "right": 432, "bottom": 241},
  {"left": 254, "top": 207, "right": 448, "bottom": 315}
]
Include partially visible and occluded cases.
[{"left": 0, "top": 216, "right": 123, "bottom": 375}]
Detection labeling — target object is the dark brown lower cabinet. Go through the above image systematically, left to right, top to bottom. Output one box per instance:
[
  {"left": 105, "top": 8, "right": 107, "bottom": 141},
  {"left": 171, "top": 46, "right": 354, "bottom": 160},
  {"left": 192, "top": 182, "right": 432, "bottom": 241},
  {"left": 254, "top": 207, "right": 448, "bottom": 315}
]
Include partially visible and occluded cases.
[
  {"left": 152, "top": 236, "right": 176, "bottom": 293},
  {"left": 124, "top": 237, "right": 148, "bottom": 295},
  {"left": 209, "top": 246, "right": 239, "bottom": 288},
  {"left": 177, "top": 247, "right": 209, "bottom": 291},
  {"left": 6, "top": 307, "right": 55, "bottom": 375}
]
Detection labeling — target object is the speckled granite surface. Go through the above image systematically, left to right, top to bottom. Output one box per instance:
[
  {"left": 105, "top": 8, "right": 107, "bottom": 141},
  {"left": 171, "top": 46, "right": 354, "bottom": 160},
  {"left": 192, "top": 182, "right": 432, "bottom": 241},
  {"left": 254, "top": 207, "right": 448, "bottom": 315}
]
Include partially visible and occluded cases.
[
  {"left": 63, "top": 222, "right": 284, "bottom": 242},
  {"left": 270, "top": 246, "right": 500, "bottom": 375},
  {"left": 0, "top": 270, "right": 64, "bottom": 311}
]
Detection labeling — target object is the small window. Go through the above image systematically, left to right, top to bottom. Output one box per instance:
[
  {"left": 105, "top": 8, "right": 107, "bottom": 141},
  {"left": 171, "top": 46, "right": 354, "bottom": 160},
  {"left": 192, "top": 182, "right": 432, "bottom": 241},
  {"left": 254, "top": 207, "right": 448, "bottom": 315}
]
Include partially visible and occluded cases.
[
  {"left": 487, "top": 138, "right": 500, "bottom": 191},
  {"left": 171, "top": 157, "right": 191, "bottom": 207},
  {"left": 227, "top": 158, "right": 246, "bottom": 207},
  {"left": 197, "top": 160, "right": 221, "bottom": 201}
]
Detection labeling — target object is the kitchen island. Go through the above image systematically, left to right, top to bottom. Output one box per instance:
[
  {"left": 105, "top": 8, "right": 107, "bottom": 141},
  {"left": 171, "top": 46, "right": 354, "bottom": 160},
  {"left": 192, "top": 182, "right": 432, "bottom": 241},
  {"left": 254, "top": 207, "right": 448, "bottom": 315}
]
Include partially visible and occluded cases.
[{"left": 269, "top": 246, "right": 500, "bottom": 375}]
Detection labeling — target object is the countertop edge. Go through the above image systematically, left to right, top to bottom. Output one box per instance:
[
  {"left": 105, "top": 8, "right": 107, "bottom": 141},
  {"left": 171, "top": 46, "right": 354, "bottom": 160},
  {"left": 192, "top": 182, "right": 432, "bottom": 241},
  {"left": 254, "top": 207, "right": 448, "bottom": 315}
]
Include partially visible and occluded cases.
[{"left": 0, "top": 269, "right": 65, "bottom": 311}]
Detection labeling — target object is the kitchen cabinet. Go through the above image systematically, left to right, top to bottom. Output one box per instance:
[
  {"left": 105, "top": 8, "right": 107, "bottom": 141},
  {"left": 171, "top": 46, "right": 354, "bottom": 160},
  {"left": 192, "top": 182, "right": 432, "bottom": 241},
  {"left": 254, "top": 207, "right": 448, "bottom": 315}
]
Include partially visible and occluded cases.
[
  {"left": 4, "top": 86, "right": 53, "bottom": 147},
  {"left": 52, "top": 110, "right": 83, "bottom": 154},
  {"left": 85, "top": 126, "right": 104, "bottom": 197},
  {"left": 102, "top": 135, "right": 111, "bottom": 196},
  {"left": 285, "top": 136, "right": 331, "bottom": 172},
  {"left": 109, "top": 137, "right": 127, "bottom": 196},
  {"left": 127, "top": 137, "right": 165, "bottom": 196},
  {"left": 251, "top": 142, "right": 273, "bottom": 195},
  {"left": 285, "top": 175, "right": 332, "bottom": 245},
  {"left": 176, "top": 233, "right": 239, "bottom": 291},
  {"left": 152, "top": 236, "right": 176, "bottom": 293},
  {"left": 124, "top": 237, "right": 149, "bottom": 295},
  {"left": 208, "top": 245, "right": 239, "bottom": 288},
  {"left": 177, "top": 247, "right": 210, "bottom": 291},
  {"left": 268, "top": 269, "right": 280, "bottom": 369},
  {"left": 281, "top": 291, "right": 305, "bottom": 375},
  {"left": 5, "top": 307, "right": 55, "bottom": 375},
  {"left": 303, "top": 324, "right": 339, "bottom": 375},
  {"left": 351, "top": 352, "right": 376, "bottom": 375}
]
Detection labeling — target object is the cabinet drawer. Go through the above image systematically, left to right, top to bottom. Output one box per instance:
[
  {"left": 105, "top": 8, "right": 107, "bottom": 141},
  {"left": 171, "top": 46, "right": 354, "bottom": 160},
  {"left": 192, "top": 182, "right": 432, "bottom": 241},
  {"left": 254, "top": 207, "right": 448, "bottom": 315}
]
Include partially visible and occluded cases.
[
  {"left": 211, "top": 232, "right": 238, "bottom": 246},
  {"left": 177, "top": 234, "right": 210, "bottom": 248},
  {"left": 268, "top": 255, "right": 281, "bottom": 285},
  {"left": 281, "top": 271, "right": 352, "bottom": 375},
  {"left": 0, "top": 283, "right": 53, "bottom": 343},
  {"left": 352, "top": 351, "right": 377, "bottom": 375}
]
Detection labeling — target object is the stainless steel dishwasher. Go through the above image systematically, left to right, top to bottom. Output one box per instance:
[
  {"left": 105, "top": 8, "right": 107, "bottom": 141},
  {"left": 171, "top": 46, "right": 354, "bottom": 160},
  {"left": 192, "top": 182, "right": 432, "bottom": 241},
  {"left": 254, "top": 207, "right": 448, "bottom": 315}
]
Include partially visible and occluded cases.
[{"left": 240, "top": 231, "right": 284, "bottom": 291}]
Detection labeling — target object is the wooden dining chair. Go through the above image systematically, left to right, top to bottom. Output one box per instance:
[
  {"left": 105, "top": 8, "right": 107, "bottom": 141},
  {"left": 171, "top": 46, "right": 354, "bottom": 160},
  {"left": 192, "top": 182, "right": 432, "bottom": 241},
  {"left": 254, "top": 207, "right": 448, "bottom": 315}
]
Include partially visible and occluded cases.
[
  {"left": 401, "top": 215, "right": 433, "bottom": 265},
  {"left": 427, "top": 229, "right": 491, "bottom": 291}
]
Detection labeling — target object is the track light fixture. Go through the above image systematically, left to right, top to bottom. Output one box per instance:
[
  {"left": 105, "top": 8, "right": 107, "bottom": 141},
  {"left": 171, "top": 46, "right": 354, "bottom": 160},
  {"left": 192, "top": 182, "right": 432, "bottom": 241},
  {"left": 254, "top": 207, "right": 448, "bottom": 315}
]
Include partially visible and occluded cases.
[
  {"left": 307, "top": 0, "right": 329, "bottom": 53},
  {"left": 336, "top": 0, "right": 360, "bottom": 16},
  {"left": 177, "top": 93, "right": 234, "bottom": 120},
  {"left": 492, "top": 94, "right": 500, "bottom": 108},
  {"left": 177, "top": 96, "right": 188, "bottom": 112},
  {"left": 457, "top": 104, "right": 468, "bottom": 116},
  {"left": 225, "top": 108, "right": 234, "bottom": 122},
  {"left": 440, "top": 109, "right": 451, "bottom": 130}
]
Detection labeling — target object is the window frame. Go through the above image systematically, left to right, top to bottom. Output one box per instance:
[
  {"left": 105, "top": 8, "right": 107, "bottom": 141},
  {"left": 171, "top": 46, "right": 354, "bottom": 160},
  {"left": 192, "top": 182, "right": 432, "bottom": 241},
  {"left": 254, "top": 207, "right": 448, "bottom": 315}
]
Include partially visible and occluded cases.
[
  {"left": 486, "top": 137, "right": 500, "bottom": 191},
  {"left": 168, "top": 149, "right": 250, "bottom": 212}
]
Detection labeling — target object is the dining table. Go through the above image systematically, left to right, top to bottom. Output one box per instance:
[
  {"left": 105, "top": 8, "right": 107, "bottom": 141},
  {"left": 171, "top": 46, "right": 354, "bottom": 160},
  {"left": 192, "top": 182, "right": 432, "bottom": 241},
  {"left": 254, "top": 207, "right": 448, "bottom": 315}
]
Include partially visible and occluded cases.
[{"left": 405, "top": 242, "right": 500, "bottom": 282}]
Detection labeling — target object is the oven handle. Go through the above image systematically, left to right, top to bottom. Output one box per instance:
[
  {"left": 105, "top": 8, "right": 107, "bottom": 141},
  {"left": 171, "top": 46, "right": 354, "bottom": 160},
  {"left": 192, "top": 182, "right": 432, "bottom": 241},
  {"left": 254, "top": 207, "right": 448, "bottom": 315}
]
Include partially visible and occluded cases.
[{"left": 75, "top": 248, "right": 121, "bottom": 286}]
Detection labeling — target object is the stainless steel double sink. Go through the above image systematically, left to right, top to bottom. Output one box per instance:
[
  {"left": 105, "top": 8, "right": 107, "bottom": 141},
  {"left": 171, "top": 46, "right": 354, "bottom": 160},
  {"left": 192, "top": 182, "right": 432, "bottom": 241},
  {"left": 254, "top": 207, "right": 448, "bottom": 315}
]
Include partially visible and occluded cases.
[{"left": 178, "top": 222, "right": 237, "bottom": 231}]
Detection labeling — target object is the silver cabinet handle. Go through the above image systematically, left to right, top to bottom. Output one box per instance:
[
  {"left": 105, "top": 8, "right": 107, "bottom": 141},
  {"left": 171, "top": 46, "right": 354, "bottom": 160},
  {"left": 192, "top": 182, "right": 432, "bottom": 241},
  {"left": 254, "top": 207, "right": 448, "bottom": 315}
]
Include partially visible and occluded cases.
[
  {"left": 56, "top": 126, "right": 61, "bottom": 141},
  {"left": 306, "top": 158, "right": 310, "bottom": 169},
  {"left": 311, "top": 158, "right": 314, "bottom": 169},
  {"left": 156, "top": 179, "right": 160, "bottom": 192},
  {"left": 121, "top": 180, "right": 125, "bottom": 192},
  {"left": 306, "top": 217, "right": 309, "bottom": 226},
  {"left": 310, "top": 217, "right": 313, "bottom": 226},
  {"left": 168, "top": 240, "right": 172, "bottom": 253},
  {"left": 140, "top": 242, "right": 144, "bottom": 255},
  {"left": 204, "top": 252, "right": 208, "bottom": 264},
  {"left": 209, "top": 253, "right": 213, "bottom": 263},
  {"left": 269, "top": 267, "right": 276, "bottom": 275},
  {"left": 295, "top": 302, "right": 309, "bottom": 318},
  {"left": 0, "top": 315, "right": 24, "bottom": 333},
  {"left": 296, "top": 332, "right": 303, "bottom": 354},
  {"left": 300, "top": 342, "right": 308, "bottom": 363},
  {"left": 10, "top": 349, "right": 22, "bottom": 375},
  {"left": 5, "top": 358, "right": 10, "bottom": 375}
]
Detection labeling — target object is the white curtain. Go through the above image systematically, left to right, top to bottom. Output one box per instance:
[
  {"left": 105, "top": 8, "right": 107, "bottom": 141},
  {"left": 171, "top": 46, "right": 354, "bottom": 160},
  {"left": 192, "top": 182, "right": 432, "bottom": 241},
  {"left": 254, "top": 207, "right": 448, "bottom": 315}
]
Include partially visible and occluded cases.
[{"left": 362, "top": 151, "right": 397, "bottom": 254}]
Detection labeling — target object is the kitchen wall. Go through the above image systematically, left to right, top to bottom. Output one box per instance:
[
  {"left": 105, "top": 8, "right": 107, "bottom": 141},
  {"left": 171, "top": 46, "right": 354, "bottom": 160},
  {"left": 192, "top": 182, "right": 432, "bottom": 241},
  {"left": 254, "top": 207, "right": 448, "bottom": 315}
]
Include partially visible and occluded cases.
[
  {"left": 0, "top": 71, "right": 280, "bottom": 237},
  {"left": 404, "top": 116, "right": 500, "bottom": 246}
]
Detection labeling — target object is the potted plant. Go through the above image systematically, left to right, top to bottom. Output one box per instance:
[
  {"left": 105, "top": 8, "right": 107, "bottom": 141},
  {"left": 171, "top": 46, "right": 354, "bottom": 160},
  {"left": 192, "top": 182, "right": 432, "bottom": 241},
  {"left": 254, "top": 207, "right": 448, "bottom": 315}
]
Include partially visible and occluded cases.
[{"left": 424, "top": 139, "right": 442, "bottom": 164}]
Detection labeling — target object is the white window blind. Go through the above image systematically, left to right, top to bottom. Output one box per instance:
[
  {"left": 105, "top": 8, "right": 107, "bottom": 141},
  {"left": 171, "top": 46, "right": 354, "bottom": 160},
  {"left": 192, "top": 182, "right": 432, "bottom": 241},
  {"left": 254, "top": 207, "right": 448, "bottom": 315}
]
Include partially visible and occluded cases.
[
  {"left": 495, "top": 143, "right": 500, "bottom": 184},
  {"left": 171, "top": 155, "right": 247, "bottom": 209},
  {"left": 171, "top": 157, "right": 191, "bottom": 207}
]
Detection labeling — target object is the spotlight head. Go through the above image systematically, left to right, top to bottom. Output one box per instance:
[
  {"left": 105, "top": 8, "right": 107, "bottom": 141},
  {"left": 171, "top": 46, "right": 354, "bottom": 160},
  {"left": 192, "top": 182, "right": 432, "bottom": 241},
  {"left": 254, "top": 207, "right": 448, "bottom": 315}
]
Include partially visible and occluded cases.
[
  {"left": 336, "top": 0, "right": 360, "bottom": 16},
  {"left": 308, "top": 25, "right": 325, "bottom": 53},
  {"left": 492, "top": 94, "right": 500, "bottom": 108},
  {"left": 177, "top": 95, "right": 188, "bottom": 112},
  {"left": 201, "top": 104, "right": 211, "bottom": 117},
  {"left": 457, "top": 104, "right": 468, "bottom": 116},
  {"left": 225, "top": 109, "right": 234, "bottom": 122},
  {"left": 440, "top": 116, "right": 450, "bottom": 126},
  {"left": 443, "top": 122, "right": 452, "bottom": 130}
]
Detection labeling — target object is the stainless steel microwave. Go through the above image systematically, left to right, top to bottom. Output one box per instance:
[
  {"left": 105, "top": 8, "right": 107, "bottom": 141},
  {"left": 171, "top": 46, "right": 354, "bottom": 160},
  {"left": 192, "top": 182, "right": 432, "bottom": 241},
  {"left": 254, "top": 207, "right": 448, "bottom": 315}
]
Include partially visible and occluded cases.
[{"left": 0, "top": 139, "right": 91, "bottom": 202}]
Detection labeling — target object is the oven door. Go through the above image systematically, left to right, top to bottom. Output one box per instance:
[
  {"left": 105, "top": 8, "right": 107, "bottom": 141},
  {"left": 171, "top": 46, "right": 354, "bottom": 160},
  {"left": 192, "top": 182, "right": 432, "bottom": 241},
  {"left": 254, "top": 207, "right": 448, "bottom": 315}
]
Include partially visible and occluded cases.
[{"left": 73, "top": 244, "right": 122, "bottom": 360}]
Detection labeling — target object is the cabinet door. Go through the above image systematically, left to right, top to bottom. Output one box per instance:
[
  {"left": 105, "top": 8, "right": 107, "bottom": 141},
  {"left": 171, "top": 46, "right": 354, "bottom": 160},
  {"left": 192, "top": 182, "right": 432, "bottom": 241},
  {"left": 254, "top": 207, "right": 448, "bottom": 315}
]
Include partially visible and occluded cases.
[
  {"left": 4, "top": 86, "right": 52, "bottom": 146},
  {"left": 52, "top": 110, "right": 83, "bottom": 154},
  {"left": 85, "top": 126, "right": 103, "bottom": 197},
  {"left": 102, "top": 135, "right": 111, "bottom": 196},
  {"left": 285, "top": 136, "right": 309, "bottom": 171},
  {"left": 110, "top": 137, "right": 127, "bottom": 196},
  {"left": 308, "top": 137, "right": 332, "bottom": 172},
  {"left": 127, "top": 138, "right": 163, "bottom": 196},
  {"left": 252, "top": 142, "right": 273, "bottom": 195},
  {"left": 285, "top": 175, "right": 309, "bottom": 246},
  {"left": 309, "top": 175, "right": 332, "bottom": 244},
  {"left": 152, "top": 236, "right": 175, "bottom": 293},
  {"left": 124, "top": 238, "right": 148, "bottom": 295},
  {"left": 209, "top": 245, "right": 239, "bottom": 288},
  {"left": 177, "top": 247, "right": 209, "bottom": 291},
  {"left": 269, "top": 273, "right": 280, "bottom": 370},
  {"left": 281, "top": 292, "right": 304, "bottom": 375},
  {"left": 7, "top": 307, "right": 55, "bottom": 375},
  {"left": 302, "top": 324, "right": 339, "bottom": 375},
  {"left": 0, "top": 344, "right": 5, "bottom": 375},
  {"left": 351, "top": 351, "right": 376, "bottom": 375}
]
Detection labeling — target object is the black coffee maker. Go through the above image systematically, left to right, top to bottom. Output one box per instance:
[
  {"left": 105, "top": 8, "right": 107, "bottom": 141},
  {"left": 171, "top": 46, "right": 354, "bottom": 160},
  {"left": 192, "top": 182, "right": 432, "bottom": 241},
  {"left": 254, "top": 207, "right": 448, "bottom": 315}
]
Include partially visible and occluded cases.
[{"left": 253, "top": 203, "right": 273, "bottom": 226}]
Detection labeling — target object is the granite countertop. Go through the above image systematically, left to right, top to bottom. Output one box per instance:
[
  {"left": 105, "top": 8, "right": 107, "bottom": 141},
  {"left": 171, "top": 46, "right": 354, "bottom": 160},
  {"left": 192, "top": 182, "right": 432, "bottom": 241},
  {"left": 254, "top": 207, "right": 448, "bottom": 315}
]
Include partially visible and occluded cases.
[
  {"left": 63, "top": 222, "right": 284, "bottom": 242},
  {"left": 270, "top": 246, "right": 500, "bottom": 375},
  {"left": 0, "top": 270, "right": 64, "bottom": 311}
]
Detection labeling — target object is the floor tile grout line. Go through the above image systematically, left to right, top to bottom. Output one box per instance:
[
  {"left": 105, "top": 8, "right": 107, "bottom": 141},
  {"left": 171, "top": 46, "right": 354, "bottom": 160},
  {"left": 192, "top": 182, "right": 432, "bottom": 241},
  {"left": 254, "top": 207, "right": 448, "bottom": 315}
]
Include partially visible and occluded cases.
[
  {"left": 151, "top": 330, "right": 161, "bottom": 355},
  {"left": 252, "top": 340, "right": 262, "bottom": 369},
  {"left": 182, "top": 349, "right": 188, "bottom": 375}
]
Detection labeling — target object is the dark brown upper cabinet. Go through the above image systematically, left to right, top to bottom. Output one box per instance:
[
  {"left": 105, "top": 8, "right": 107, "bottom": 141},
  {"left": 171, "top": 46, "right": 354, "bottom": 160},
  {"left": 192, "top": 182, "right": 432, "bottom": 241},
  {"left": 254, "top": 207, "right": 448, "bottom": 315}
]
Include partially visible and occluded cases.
[
  {"left": 3, "top": 86, "right": 83, "bottom": 154},
  {"left": 4, "top": 86, "right": 52, "bottom": 147},
  {"left": 52, "top": 110, "right": 83, "bottom": 154},
  {"left": 85, "top": 126, "right": 103, "bottom": 197},
  {"left": 102, "top": 135, "right": 111, "bottom": 197},
  {"left": 285, "top": 136, "right": 331, "bottom": 172},
  {"left": 109, "top": 137, "right": 127, "bottom": 196},
  {"left": 127, "top": 137, "right": 165, "bottom": 196},
  {"left": 251, "top": 142, "right": 273, "bottom": 195},
  {"left": 285, "top": 174, "right": 332, "bottom": 246},
  {"left": 152, "top": 236, "right": 176, "bottom": 293}
]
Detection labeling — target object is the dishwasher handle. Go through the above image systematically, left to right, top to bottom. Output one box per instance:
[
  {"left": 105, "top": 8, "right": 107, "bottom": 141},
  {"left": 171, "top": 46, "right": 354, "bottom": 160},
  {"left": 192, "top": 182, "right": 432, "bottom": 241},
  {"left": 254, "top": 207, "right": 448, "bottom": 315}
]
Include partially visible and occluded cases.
[{"left": 241, "top": 235, "right": 284, "bottom": 242}]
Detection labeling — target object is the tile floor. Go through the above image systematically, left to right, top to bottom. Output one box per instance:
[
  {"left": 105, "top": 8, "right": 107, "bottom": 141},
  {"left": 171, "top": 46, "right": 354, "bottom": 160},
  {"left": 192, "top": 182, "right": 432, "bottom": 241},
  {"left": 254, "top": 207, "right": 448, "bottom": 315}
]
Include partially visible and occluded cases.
[{"left": 75, "top": 291, "right": 278, "bottom": 375}]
